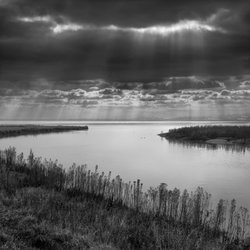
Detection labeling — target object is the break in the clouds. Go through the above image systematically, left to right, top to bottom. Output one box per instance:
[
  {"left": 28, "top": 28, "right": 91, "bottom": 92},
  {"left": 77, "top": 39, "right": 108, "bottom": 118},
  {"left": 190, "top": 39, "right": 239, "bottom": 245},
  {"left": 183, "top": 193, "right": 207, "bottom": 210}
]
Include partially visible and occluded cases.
[
  {"left": 1, "top": 0, "right": 250, "bottom": 120},
  {"left": 17, "top": 13, "right": 226, "bottom": 35},
  {"left": 17, "top": 15, "right": 84, "bottom": 34}
]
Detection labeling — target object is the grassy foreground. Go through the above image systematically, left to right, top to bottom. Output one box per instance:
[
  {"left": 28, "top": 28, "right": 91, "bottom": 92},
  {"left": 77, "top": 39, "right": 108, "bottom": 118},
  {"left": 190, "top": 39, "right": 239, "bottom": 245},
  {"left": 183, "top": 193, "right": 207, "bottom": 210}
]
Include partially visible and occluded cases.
[
  {"left": 0, "top": 125, "right": 88, "bottom": 139},
  {"left": 159, "top": 125, "right": 250, "bottom": 147},
  {"left": 0, "top": 147, "right": 249, "bottom": 249}
]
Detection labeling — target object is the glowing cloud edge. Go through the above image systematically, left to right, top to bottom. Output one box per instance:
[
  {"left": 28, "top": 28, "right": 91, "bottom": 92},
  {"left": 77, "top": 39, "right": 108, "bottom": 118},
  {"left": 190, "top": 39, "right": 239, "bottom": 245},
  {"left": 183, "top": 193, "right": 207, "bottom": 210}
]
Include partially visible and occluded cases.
[{"left": 17, "top": 15, "right": 226, "bottom": 35}]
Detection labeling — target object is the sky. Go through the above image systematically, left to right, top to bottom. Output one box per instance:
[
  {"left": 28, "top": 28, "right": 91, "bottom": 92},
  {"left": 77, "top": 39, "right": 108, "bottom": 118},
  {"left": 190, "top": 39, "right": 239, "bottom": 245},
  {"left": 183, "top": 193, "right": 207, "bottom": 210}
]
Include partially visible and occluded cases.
[{"left": 1, "top": 0, "right": 250, "bottom": 120}]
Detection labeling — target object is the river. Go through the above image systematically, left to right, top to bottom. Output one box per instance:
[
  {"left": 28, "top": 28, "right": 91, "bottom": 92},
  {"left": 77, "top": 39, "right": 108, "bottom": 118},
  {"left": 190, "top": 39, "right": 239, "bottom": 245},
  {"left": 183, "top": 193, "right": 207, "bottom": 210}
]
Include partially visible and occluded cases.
[{"left": 0, "top": 121, "right": 250, "bottom": 208}]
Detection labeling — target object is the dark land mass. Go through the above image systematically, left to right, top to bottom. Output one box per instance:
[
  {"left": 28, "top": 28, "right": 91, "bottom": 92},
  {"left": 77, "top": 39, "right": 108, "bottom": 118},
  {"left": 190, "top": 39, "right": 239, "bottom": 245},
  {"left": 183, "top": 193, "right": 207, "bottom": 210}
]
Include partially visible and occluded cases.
[
  {"left": 0, "top": 125, "right": 88, "bottom": 139},
  {"left": 159, "top": 125, "right": 250, "bottom": 147},
  {"left": 0, "top": 147, "right": 249, "bottom": 249}
]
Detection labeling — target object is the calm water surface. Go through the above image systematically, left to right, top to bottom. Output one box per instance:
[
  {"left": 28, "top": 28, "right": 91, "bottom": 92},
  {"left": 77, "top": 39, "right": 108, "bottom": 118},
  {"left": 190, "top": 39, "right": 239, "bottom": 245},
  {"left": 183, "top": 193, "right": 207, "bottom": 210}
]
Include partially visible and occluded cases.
[{"left": 0, "top": 121, "right": 250, "bottom": 208}]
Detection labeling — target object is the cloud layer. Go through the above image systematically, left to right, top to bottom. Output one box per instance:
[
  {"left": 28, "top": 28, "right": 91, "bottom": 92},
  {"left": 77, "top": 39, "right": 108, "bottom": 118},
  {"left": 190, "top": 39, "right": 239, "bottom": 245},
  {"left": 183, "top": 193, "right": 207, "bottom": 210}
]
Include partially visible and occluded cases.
[
  {"left": 1, "top": 0, "right": 250, "bottom": 81},
  {"left": 1, "top": 1, "right": 250, "bottom": 120},
  {"left": 1, "top": 76, "right": 250, "bottom": 120},
  {"left": 1, "top": 76, "right": 249, "bottom": 106}
]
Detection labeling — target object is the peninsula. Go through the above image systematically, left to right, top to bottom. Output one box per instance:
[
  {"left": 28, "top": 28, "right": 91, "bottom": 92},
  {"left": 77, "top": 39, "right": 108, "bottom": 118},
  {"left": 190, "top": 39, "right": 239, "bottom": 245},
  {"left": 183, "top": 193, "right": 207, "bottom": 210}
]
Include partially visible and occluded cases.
[
  {"left": 0, "top": 125, "right": 88, "bottom": 139},
  {"left": 159, "top": 125, "right": 250, "bottom": 147}
]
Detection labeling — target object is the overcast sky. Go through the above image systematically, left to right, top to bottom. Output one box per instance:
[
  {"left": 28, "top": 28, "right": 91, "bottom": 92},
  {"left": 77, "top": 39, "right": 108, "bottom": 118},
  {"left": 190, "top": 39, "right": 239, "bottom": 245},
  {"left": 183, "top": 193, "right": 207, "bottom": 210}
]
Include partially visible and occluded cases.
[{"left": 1, "top": 0, "right": 250, "bottom": 120}]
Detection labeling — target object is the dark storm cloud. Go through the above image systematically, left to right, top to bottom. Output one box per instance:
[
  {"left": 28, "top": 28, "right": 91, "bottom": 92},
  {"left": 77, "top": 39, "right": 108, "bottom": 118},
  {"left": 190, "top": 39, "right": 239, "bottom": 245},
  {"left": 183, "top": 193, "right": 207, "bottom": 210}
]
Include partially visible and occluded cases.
[
  {"left": 0, "top": 0, "right": 250, "bottom": 83},
  {"left": 5, "top": 0, "right": 249, "bottom": 27}
]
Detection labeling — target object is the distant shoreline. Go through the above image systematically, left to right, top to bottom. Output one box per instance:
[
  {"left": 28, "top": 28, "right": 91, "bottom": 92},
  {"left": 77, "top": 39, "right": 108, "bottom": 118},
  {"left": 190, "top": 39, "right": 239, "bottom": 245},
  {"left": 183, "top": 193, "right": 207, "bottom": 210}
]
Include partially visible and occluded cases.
[
  {"left": 0, "top": 125, "right": 88, "bottom": 139},
  {"left": 159, "top": 125, "right": 250, "bottom": 147}
]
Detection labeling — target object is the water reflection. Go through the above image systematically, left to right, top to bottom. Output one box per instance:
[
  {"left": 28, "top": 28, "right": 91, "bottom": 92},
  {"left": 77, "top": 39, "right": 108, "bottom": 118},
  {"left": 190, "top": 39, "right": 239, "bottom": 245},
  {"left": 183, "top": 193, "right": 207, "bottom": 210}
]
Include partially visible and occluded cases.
[{"left": 164, "top": 138, "right": 250, "bottom": 153}]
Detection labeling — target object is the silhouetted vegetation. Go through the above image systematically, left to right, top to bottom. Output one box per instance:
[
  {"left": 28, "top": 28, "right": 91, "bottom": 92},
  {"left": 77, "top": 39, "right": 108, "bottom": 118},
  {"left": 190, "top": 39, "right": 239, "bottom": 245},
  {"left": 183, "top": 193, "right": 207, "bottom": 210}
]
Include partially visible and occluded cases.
[
  {"left": 0, "top": 125, "right": 88, "bottom": 139},
  {"left": 159, "top": 125, "right": 250, "bottom": 147},
  {"left": 166, "top": 136, "right": 250, "bottom": 153},
  {"left": 0, "top": 147, "right": 249, "bottom": 249}
]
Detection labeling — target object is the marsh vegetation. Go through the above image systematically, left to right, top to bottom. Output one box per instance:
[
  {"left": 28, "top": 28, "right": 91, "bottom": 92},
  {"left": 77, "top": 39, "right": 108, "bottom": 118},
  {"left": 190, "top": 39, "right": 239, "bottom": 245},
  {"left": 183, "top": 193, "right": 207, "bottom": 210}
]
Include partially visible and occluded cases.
[
  {"left": 0, "top": 125, "right": 88, "bottom": 139},
  {"left": 159, "top": 125, "right": 250, "bottom": 148}
]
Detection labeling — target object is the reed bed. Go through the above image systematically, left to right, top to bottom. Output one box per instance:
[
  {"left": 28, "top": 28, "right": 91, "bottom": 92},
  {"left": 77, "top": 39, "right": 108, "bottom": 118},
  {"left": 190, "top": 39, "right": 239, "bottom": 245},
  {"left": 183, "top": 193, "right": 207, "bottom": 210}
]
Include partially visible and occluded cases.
[{"left": 0, "top": 147, "right": 249, "bottom": 247}]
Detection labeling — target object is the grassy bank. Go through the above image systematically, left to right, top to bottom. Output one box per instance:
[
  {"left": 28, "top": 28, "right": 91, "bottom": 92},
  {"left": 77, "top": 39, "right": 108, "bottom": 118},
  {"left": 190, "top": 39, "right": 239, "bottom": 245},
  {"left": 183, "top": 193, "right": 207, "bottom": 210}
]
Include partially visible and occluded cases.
[
  {"left": 0, "top": 125, "right": 88, "bottom": 139},
  {"left": 159, "top": 125, "right": 250, "bottom": 147},
  {"left": 0, "top": 147, "right": 249, "bottom": 249}
]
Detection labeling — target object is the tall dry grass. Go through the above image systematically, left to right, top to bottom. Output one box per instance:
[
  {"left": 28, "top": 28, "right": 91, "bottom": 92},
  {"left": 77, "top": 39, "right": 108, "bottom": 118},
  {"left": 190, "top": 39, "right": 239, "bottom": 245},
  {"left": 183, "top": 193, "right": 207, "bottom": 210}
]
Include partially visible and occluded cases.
[{"left": 0, "top": 146, "right": 249, "bottom": 246}]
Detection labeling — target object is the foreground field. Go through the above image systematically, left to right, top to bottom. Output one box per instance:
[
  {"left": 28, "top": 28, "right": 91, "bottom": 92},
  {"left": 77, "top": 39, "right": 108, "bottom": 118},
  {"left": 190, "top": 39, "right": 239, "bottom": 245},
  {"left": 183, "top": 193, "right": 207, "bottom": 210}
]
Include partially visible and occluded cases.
[
  {"left": 0, "top": 147, "right": 249, "bottom": 249},
  {"left": 1, "top": 188, "right": 230, "bottom": 250}
]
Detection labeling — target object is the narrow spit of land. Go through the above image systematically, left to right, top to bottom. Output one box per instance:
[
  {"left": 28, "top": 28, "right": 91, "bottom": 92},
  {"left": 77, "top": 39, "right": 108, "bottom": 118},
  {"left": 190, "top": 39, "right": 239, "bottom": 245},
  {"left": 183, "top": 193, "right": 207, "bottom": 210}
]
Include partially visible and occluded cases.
[
  {"left": 0, "top": 125, "right": 88, "bottom": 139},
  {"left": 159, "top": 125, "right": 250, "bottom": 147}
]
